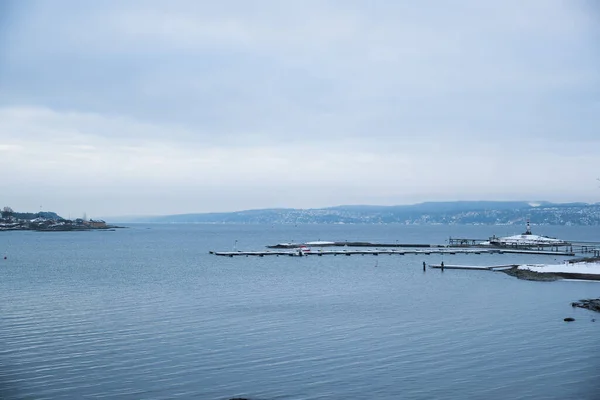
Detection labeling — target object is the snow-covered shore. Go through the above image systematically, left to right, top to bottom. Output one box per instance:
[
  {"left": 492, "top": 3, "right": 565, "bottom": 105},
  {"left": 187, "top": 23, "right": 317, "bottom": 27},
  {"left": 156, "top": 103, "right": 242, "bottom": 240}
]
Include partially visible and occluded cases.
[
  {"left": 500, "top": 261, "right": 600, "bottom": 281},
  {"left": 518, "top": 262, "right": 600, "bottom": 276}
]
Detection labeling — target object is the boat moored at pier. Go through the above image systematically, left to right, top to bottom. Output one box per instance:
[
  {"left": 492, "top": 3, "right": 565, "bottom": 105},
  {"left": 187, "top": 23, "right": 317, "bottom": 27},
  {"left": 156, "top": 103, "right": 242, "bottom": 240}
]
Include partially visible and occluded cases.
[{"left": 479, "top": 220, "right": 570, "bottom": 247}]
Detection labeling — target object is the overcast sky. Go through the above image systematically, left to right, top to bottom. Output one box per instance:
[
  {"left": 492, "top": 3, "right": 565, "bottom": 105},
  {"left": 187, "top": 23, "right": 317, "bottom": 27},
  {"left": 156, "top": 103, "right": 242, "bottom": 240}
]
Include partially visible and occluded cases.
[{"left": 1, "top": 0, "right": 599, "bottom": 218}]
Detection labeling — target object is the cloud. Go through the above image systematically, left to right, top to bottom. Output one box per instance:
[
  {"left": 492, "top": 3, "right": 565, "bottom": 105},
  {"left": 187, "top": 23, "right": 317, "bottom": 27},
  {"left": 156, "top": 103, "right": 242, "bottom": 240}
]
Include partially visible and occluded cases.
[
  {"left": 0, "top": 1, "right": 599, "bottom": 215},
  {"left": 1, "top": 105, "right": 599, "bottom": 216}
]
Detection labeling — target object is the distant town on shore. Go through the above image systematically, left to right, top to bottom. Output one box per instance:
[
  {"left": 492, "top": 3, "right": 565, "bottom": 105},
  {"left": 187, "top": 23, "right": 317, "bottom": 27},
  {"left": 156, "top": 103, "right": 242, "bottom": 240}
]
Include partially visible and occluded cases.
[
  {"left": 3, "top": 201, "right": 600, "bottom": 229},
  {"left": 108, "top": 201, "right": 600, "bottom": 225},
  {"left": 0, "top": 207, "right": 118, "bottom": 231}
]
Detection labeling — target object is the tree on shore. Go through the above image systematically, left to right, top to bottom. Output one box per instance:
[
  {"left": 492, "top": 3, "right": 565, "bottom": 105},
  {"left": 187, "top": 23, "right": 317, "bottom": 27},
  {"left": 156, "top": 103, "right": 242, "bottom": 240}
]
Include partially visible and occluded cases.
[{"left": 1, "top": 206, "right": 14, "bottom": 219}]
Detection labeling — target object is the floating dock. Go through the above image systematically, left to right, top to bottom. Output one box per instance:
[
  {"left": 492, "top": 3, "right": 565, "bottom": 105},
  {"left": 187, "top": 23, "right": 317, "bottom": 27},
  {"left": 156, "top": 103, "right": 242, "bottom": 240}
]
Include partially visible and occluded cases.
[
  {"left": 215, "top": 227, "right": 600, "bottom": 258},
  {"left": 266, "top": 229, "right": 600, "bottom": 257},
  {"left": 267, "top": 242, "right": 439, "bottom": 249},
  {"left": 210, "top": 248, "right": 575, "bottom": 257},
  {"left": 429, "top": 264, "right": 518, "bottom": 271}
]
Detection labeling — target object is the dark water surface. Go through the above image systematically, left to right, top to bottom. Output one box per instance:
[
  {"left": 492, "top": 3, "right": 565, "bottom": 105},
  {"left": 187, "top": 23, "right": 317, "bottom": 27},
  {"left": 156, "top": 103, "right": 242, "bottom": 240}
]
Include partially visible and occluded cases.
[{"left": 1, "top": 224, "right": 599, "bottom": 399}]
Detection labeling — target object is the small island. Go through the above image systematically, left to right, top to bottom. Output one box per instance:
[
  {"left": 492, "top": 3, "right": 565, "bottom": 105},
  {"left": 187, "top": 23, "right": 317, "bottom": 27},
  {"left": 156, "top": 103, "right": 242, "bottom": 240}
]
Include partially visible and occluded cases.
[{"left": 0, "top": 207, "right": 121, "bottom": 232}]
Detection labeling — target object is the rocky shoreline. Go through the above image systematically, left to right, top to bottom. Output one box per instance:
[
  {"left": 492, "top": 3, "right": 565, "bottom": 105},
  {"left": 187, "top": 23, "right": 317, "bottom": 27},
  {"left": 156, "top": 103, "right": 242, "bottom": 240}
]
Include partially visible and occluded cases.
[
  {"left": 499, "top": 267, "right": 563, "bottom": 281},
  {"left": 571, "top": 298, "right": 600, "bottom": 313}
]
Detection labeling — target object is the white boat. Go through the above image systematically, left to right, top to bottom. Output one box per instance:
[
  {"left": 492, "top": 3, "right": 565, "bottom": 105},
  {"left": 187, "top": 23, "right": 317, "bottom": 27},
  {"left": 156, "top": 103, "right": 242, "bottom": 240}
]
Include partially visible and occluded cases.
[{"left": 480, "top": 221, "right": 570, "bottom": 247}]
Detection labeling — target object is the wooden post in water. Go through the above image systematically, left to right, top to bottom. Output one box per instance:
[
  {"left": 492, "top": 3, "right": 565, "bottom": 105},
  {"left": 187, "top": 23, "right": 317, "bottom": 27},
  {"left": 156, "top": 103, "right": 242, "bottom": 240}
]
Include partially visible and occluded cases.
[
  {"left": 423, "top": 261, "right": 426, "bottom": 272},
  {"left": 441, "top": 261, "right": 444, "bottom": 271}
]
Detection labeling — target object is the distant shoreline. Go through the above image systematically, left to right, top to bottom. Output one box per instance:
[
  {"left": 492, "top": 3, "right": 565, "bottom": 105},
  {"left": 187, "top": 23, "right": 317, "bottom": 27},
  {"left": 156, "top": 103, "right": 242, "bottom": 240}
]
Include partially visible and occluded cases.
[
  {"left": 109, "top": 201, "right": 600, "bottom": 225},
  {"left": 0, "top": 216, "right": 125, "bottom": 232},
  {"left": 0, "top": 225, "right": 125, "bottom": 232}
]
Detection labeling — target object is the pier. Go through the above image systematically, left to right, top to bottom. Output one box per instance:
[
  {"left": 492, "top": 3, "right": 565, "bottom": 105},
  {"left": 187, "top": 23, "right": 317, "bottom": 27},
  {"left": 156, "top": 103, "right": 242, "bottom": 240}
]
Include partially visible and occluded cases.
[
  {"left": 214, "top": 228, "right": 600, "bottom": 259},
  {"left": 263, "top": 236, "right": 600, "bottom": 256},
  {"left": 267, "top": 241, "right": 438, "bottom": 249},
  {"left": 210, "top": 248, "right": 575, "bottom": 257},
  {"left": 428, "top": 264, "right": 518, "bottom": 271}
]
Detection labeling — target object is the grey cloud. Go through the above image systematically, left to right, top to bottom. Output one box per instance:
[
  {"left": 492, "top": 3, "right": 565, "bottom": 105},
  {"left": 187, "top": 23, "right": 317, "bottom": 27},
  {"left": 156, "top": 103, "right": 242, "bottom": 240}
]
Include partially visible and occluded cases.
[{"left": 0, "top": 0, "right": 599, "bottom": 215}]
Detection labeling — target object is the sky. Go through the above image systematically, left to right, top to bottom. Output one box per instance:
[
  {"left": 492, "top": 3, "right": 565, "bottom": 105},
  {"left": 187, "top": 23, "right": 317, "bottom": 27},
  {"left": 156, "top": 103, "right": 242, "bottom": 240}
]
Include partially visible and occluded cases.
[{"left": 0, "top": 0, "right": 599, "bottom": 218}]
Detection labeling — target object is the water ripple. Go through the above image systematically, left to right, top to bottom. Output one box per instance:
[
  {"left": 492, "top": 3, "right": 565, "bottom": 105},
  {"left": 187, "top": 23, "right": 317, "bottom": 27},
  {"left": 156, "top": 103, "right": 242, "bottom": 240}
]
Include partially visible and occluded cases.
[{"left": 2, "top": 224, "right": 600, "bottom": 399}]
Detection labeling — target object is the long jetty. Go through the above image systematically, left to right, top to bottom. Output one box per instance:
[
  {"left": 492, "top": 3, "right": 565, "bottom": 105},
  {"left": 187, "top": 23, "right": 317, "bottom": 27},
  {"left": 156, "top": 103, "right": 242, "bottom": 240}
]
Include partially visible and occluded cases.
[
  {"left": 212, "top": 236, "right": 600, "bottom": 258},
  {"left": 264, "top": 238, "right": 600, "bottom": 256},
  {"left": 267, "top": 242, "right": 437, "bottom": 249},
  {"left": 210, "top": 248, "right": 575, "bottom": 257},
  {"left": 428, "top": 264, "right": 518, "bottom": 271}
]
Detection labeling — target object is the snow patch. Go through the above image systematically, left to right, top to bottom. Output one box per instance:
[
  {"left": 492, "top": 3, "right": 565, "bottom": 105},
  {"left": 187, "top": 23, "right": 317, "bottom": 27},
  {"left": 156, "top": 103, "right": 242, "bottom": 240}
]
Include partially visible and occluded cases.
[{"left": 518, "top": 262, "right": 600, "bottom": 275}]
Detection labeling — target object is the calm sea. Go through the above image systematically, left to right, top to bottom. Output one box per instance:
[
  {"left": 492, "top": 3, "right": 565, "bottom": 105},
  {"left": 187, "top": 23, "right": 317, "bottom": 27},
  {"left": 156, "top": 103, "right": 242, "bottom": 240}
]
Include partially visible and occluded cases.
[{"left": 1, "top": 224, "right": 599, "bottom": 400}]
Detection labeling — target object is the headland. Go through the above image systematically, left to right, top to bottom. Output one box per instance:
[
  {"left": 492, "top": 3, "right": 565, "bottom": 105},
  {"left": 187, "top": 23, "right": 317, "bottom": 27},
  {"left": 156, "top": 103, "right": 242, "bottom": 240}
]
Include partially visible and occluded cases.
[{"left": 0, "top": 209, "right": 122, "bottom": 231}]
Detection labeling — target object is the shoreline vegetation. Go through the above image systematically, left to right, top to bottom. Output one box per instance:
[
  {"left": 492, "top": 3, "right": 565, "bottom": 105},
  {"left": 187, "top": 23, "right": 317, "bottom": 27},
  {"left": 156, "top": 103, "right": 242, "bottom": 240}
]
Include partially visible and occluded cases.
[{"left": 0, "top": 207, "right": 122, "bottom": 232}]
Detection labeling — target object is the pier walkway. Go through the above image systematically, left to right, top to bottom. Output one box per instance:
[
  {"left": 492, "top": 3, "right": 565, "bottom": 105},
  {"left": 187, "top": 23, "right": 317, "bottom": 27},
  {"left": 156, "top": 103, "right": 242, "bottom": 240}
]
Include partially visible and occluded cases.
[
  {"left": 210, "top": 248, "right": 575, "bottom": 257},
  {"left": 429, "top": 264, "right": 518, "bottom": 271}
]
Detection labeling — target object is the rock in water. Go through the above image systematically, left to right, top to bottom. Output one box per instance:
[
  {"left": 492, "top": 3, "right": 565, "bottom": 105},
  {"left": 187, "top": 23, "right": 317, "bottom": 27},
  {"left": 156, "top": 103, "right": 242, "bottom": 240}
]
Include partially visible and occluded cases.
[
  {"left": 571, "top": 298, "right": 600, "bottom": 313},
  {"left": 564, "top": 317, "right": 575, "bottom": 322}
]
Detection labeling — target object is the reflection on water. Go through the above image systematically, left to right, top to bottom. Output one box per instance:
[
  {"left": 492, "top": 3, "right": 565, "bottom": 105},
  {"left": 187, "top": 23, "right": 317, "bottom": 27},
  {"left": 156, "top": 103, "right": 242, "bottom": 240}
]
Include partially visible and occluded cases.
[{"left": 1, "top": 224, "right": 599, "bottom": 399}]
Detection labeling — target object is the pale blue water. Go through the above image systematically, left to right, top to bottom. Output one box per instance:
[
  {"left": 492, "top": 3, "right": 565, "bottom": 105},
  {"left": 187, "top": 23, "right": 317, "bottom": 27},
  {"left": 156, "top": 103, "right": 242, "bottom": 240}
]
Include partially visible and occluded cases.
[{"left": 1, "top": 224, "right": 599, "bottom": 399}]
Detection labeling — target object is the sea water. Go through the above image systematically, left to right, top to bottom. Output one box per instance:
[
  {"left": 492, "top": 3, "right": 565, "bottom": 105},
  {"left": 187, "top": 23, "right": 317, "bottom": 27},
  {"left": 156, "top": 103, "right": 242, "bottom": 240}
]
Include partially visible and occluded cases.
[{"left": 1, "top": 224, "right": 599, "bottom": 399}]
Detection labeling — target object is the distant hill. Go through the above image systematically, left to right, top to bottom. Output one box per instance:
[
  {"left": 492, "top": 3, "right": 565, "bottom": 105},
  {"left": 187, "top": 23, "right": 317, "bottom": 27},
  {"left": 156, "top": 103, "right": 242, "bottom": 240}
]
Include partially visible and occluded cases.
[{"left": 110, "top": 201, "right": 600, "bottom": 225}]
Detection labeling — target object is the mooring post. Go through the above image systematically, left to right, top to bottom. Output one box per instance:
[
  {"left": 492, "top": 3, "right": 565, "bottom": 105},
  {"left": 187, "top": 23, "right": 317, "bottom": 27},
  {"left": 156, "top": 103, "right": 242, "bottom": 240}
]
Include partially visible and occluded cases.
[
  {"left": 423, "top": 261, "right": 426, "bottom": 271},
  {"left": 441, "top": 261, "right": 444, "bottom": 271}
]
